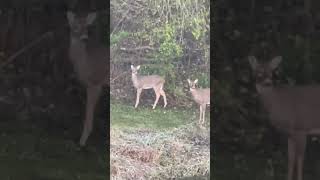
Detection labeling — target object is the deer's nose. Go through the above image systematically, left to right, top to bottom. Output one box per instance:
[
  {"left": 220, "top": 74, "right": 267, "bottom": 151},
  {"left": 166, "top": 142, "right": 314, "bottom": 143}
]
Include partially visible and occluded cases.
[
  {"left": 80, "top": 34, "right": 88, "bottom": 40},
  {"left": 263, "top": 79, "right": 272, "bottom": 85}
]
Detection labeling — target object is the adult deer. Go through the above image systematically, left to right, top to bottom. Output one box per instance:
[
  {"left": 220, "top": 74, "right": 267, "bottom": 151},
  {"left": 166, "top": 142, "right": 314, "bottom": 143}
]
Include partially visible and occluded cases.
[
  {"left": 67, "top": 11, "right": 108, "bottom": 146},
  {"left": 248, "top": 55, "right": 320, "bottom": 180},
  {"left": 130, "top": 65, "right": 167, "bottom": 109},
  {"left": 187, "top": 79, "right": 210, "bottom": 125}
]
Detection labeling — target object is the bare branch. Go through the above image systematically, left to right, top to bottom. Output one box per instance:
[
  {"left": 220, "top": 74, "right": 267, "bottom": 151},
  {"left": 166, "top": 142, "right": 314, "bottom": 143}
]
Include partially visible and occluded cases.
[
  {"left": 0, "top": 31, "right": 53, "bottom": 70},
  {"left": 119, "top": 46, "right": 156, "bottom": 52}
]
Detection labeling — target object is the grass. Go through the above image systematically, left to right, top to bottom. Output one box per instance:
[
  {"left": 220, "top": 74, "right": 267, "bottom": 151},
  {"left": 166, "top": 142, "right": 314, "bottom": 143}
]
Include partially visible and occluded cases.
[
  {"left": 110, "top": 100, "right": 210, "bottom": 180},
  {"left": 111, "top": 101, "right": 201, "bottom": 129},
  {"left": 0, "top": 118, "right": 106, "bottom": 180},
  {"left": 214, "top": 143, "right": 320, "bottom": 180},
  {"left": 214, "top": 150, "right": 285, "bottom": 180}
]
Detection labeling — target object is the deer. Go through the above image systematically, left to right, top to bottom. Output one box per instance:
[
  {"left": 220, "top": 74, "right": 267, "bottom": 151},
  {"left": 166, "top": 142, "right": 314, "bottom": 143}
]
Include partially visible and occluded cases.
[
  {"left": 66, "top": 11, "right": 108, "bottom": 147},
  {"left": 248, "top": 55, "right": 320, "bottom": 180},
  {"left": 130, "top": 65, "right": 167, "bottom": 109},
  {"left": 187, "top": 79, "right": 210, "bottom": 125}
]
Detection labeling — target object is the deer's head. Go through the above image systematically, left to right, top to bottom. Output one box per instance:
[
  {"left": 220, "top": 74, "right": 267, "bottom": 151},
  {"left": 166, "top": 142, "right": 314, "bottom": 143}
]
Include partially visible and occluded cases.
[
  {"left": 67, "top": 11, "right": 97, "bottom": 41},
  {"left": 248, "top": 56, "right": 282, "bottom": 91},
  {"left": 131, "top": 65, "right": 140, "bottom": 75},
  {"left": 187, "top": 79, "right": 198, "bottom": 90}
]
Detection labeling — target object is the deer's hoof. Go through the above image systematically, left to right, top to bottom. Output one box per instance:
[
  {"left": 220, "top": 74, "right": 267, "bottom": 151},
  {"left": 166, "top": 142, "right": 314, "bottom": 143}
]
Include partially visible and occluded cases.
[
  {"left": 79, "top": 137, "right": 87, "bottom": 147},
  {"left": 79, "top": 142, "right": 86, "bottom": 147},
  {"left": 76, "top": 144, "right": 89, "bottom": 152}
]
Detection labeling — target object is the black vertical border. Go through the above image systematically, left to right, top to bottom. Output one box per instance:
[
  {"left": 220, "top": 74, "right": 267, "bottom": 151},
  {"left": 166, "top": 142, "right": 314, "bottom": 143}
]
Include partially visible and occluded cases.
[
  {"left": 106, "top": 0, "right": 111, "bottom": 178},
  {"left": 210, "top": 0, "right": 215, "bottom": 179}
]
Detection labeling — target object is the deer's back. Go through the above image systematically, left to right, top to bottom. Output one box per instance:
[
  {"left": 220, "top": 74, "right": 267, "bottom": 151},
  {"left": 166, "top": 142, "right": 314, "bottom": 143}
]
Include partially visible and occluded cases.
[
  {"left": 69, "top": 40, "right": 108, "bottom": 86},
  {"left": 86, "top": 44, "right": 109, "bottom": 85},
  {"left": 135, "top": 75, "right": 164, "bottom": 89},
  {"left": 259, "top": 85, "right": 320, "bottom": 134},
  {"left": 191, "top": 88, "right": 210, "bottom": 105}
]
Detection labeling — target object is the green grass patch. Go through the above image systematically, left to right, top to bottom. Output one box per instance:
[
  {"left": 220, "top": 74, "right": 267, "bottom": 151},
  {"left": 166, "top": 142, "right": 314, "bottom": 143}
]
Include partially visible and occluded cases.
[
  {"left": 111, "top": 101, "right": 206, "bottom": 129},
  {"left": 0, "top": 120, "right": 106, "bottom": 180},
  {"left": 214, "top": 147, "right": 320, "bottom": 180}
]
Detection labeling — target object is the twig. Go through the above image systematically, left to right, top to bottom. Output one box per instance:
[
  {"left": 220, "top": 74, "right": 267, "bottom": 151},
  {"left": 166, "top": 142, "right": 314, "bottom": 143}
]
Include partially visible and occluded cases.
[
  {"left": 111, "top": 8, "right": 131, "bottom": 36},
  {"left": 0, "top": 31, "right": 53, "bottom": 69},
  {"left": 119, "top": 46, "right": 155, "bottom": 52},
  {"left": 110, "top": 70, "right": 130, "bottom": 84}
]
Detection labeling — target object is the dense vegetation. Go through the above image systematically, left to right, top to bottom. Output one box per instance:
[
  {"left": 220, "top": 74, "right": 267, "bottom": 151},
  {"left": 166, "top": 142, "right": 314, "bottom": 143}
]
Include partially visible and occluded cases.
[{"left": 110, "top": 0, "right": 210, "bottom": 106}]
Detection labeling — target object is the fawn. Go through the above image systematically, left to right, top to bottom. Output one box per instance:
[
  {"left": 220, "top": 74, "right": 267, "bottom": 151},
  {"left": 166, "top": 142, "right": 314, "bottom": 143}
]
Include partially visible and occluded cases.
[
  {"left": 67, "top": 11, "right": 108, "bottom": 146},
  {"left": 248, "top": 55, "right": 320, "bottom": 180},
  {"left": 130, "top": 65, "right": 167, "bottom": 109},
  {"left": 187, "top": 79, "right": 210, "bottom": 125}
]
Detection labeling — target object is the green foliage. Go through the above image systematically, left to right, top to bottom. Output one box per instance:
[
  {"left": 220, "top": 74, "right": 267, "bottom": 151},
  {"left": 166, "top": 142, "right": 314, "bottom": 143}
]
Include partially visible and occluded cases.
[
  {"left": 191, "top": 17, "right": 207, "bottom": 41},
  {"left": 152, "top": 23, "right": 183, "bottom": 60},
  {"left": 110, "top": 31, "right": 130, "bottom": 46},
  {"left": 158, "top": 37, "right": 183, "bottom": 60},
  {"left": 193, "top": 72, "right": 210, "bottom": 88}
]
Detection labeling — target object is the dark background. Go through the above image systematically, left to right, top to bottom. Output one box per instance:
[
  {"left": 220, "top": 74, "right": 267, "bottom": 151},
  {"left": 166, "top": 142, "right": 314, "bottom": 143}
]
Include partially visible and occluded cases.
[
  {"left": 0, "top": 0, "right": 108, "bottom": 179},
  {"left": 0, "top": 0, "right": 108, "bottom": 133},
  {"left": 213, "top": 0, "right": 320, "bottom": 179}
]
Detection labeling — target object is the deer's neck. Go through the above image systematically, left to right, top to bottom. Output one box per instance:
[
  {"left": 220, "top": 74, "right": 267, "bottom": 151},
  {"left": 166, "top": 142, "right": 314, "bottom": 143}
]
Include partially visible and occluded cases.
[
  {"left": 69, "top": 37, "right": 89, "bottom": 81},
  {"left": 69, "top": 38, "right": 87, "bottom": 59},
  {"left": 131, "top": 73, "right": 139, "bottom": 88},
  {"left": 256, "top": 84, "right": 274, "bottom": 95},
  {"left": 256, "top": 85, "right": 278, "bottom": 111},
  {"left": 190, "top": 88, "right": 200, "bottom": 99}
]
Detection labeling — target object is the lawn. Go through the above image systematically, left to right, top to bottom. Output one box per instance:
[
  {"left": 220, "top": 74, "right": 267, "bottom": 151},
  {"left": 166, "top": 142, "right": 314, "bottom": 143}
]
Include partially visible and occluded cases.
[
  {"left": 110, "top": 101, "right": 210, "bottom": 180},
  {"left": 111, "top": 101, "right": 201, "bottom": 129},
  {"left": 0, "top": 117, "right": 106, "bottom": 180},
  {"left": 214, "top": 136, "right": 320, "bottom": 180}
]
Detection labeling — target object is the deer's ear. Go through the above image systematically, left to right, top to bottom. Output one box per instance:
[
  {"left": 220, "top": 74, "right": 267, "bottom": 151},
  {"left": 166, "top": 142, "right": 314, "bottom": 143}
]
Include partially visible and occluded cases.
[
  {"left": 67, "top": 11, "right": 75, "bottom": 24},
  {"left": 86, "top": 12, "right": 97, "bottom": 25},
  {"left": 248, "top": 56, "right": 258, "bottom": 70},
  {"left": 269, "top": 56, "right": 282, "bottom": 70},
  {"left": 131, "top": 65, "right": 134, "bottom": 70},
  {"left": 136, "top": 65, "right": 140, "bottom": 70},
  {"left": 187, "top": 79, "right": 191, "bottom": 84},
  {"left": 194, "top": 79, "right": 198, "bottom": 83}
]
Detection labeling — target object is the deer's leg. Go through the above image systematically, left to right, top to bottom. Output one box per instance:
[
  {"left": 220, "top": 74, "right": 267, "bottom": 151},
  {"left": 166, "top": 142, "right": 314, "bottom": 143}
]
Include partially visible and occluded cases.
[
  {"left": 79, "top": 85, "right": 102, "bottom": 146},
  {"left": 152, "top": 87, "right": 161, "bottom": 109},
  {"left": 135, "top": 88, "right": 142, "bottom": 108},
  {"left": 160, "top": 89, "right": 167, "bottom": 108},
  {"left": 202, "top": 104, "right": 206, "bottom": 124},
  {"left": 199, "top": 105, "right": 202, "bottom": 125},
  {"left": 296, "top": 133, "right": 306, "bottom": 180},
  {"left": 288, "top": 136, "right": 296, "bottom": 180}
]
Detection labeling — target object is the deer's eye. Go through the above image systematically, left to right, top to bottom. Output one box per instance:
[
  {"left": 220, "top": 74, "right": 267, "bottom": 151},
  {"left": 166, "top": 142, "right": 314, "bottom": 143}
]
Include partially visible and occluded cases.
[{"left": 257, "top": 72, "right": 263, "bottom": 78}]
